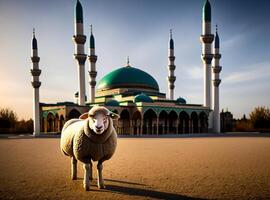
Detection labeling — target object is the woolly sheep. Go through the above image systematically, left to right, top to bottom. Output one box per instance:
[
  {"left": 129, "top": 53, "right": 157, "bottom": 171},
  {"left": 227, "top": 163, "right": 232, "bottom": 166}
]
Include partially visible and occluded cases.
[{"left": 60, "top": 106, "right": 119, "bottom": 191}]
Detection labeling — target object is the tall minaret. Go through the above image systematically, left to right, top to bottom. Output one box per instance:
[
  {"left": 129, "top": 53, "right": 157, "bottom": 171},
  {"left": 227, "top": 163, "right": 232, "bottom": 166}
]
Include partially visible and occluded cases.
[
  {"left": 73, "top": 0, "right": 87, "bottom": 105},
  {"left": 200, "top": 0, "right": 214, "bottom": 108},
  {"left": 88, "top": 25, "right": 97, "bottom": 103},
  {"left": 212, "top": 25, "right": 222, "bottom": 133},
  {"left": 30, "top": 29, "right": 41, "bottom": 135},
  {"left": 167, "top": 29, "right": 176, "bottom": 100}
]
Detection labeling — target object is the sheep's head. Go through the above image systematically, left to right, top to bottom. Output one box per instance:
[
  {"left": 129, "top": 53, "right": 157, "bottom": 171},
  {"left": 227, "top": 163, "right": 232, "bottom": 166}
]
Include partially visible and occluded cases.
[{"left": 80, "top": 106, "right": 119, "bottom": 135}]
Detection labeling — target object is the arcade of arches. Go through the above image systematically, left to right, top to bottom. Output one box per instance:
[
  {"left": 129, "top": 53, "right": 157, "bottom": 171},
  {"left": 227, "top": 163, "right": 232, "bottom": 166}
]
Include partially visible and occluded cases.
[
  {"left": 42, "top": 108, "right": 208, "bottom": 135},
  {"left": 42, "top": 108, "right": 81, "bottom": 133},
  {"left": 117, "top": 108, "right": 208, "bottom": 135}
]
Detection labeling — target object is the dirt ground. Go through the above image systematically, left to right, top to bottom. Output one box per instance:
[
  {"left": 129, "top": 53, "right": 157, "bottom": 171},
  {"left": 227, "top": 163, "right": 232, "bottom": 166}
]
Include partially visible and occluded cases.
[{"left": 0, "top": 135, "right": 269, "bottom": 200}]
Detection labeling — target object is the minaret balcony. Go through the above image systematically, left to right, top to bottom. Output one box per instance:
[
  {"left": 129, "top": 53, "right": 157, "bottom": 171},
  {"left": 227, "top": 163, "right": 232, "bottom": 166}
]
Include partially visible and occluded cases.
[
  {"left": 200, "top": 34, "right": 214, "bottom": 43},
  {"left": 73, "top": 35, "right": 86, "bottom": 44},
  {"left": 74, "top": 54, "right": 87, "bottom": 64},
  {"left": 201, "top": 54, "right": 213, "bottom": 64},
  {"left": 214, "top": 54, "right": 222, "bottom": 59},
  {"left": 88, "top": 55, "right": 97, "bottom": 63},
  {"left": 31, "top": 56, "right": 40, "bottom": 63},
  {"left": 168, "top": 56, "right": 175, "bottom": 61},
  {"left": 168, "top": 65, "right": 176, "bottom": 71},
  {"left": 212, "top": 66, "right": 222, "bottom": 73},
  {"left": 31, "top": 69, "right": 41, "bottom": 76},
  {"left": 89, "top": 71, "right": 97, "bottom": 77},
  {"left": 167, "top": 76, "right": 176, "bottom": 82},
  {"left": 213, "top": 79, "right": 221, "bottom": 87},
  {"left": 89, "top": 80, "right": 97, "bottom": 86},
  {"left": 31, "top": 81, "right": 41, "bottom": 88},
  {"left": 169, "top": 84, "right": 175, "bottom": 90}
]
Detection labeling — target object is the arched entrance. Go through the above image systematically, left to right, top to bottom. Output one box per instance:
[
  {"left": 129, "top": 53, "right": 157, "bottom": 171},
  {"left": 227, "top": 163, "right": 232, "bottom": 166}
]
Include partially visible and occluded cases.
[
  {"left": 67, "top": 109, "right": 81, "bottom": 120},
  {"left": 111, "top": 109, "right": 119, "bottom": 130},
  {"left": 119, "top": 109, "right": 130, "bottom": 135},
  {"left": 143, "top": 109, "right": 157, "bottom": 135},
  {"left": 132, "top": 111, "right": 142, "bottom": 136},
  {"left": 158, "top": 111, "right": 168, "bottom": 135},
  {"left": 168, "top": 111, "right": 178, "bottom": 134},
  {"left": 179, "top": 111, "right": 189, "bottom": 134},
  {"left": 191, "top": 112, "right": 199, "bottom": 133},
  {"left": 199, "top": 112, "right": 208, "bottom": 133},
  {"left": 47, "top": 113, "right": 54, "bottom": 132},
  {"left": 54, "top": 114, "right": 60, "bottom": 132},
  {"left": 59, "top": 115, "right": 65, "bottom": 131}
]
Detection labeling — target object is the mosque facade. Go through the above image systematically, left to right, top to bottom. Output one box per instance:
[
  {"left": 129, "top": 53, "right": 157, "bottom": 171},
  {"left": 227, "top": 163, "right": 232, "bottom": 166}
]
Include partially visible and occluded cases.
[{"left": 30, "top": 0, "right": 222, "bottom": 135}]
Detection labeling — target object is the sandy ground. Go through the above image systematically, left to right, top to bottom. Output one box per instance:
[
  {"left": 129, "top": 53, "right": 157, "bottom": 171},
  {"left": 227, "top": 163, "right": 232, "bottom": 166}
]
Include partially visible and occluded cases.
[{"left": 0, "top": 135, "right": 269, "bottom": 200}]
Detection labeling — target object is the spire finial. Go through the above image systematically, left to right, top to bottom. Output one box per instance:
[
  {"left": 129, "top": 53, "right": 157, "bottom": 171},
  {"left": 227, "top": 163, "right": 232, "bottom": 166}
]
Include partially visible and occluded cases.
[
  {"left": 90, "top": 24, "right": 93, "bottom": 34},
  {"left": 216, "top": 24, "right": 218, "bottom": 33},
  {"left": 33, "top": 28, "right": 35, "bottom": 37},
  {"left": 170, "top": 29, "right": 173, "bottom": 39},
  {"left": 127, "top": 56, "right": 130, "bottom": 66}
]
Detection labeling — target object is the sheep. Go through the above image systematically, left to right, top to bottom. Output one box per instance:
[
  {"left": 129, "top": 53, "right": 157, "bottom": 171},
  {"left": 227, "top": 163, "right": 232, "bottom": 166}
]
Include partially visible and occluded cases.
[{"left": 60, "top": 106, "right": 119, "bottom": 191}]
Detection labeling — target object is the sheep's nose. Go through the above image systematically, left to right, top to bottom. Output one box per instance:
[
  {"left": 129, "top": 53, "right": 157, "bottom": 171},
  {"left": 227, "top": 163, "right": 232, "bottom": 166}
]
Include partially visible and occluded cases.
[{"left": 96, "top": 125, "right": 102, "bottom": 130}]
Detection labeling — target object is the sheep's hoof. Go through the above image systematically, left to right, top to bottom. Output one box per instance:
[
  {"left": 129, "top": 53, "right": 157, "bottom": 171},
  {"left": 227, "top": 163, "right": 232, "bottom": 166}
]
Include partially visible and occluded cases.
[{"left": 98, "top": 184, "right": 105, "bottom": 189}]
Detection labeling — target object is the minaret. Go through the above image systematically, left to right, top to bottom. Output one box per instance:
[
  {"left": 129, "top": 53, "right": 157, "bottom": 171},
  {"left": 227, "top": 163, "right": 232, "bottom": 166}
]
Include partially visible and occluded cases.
[
  {"left": 73, "top": 0, "right": 87, "bottom": 105},
  {"left": 200, "top": 0, "right": 214, "bottom": 108},
  {"left": 88, "top": 25, "right": 97, "bottom": 103},
  {"left": 212, "top": 25, "right": 222, "bottom": 133},
  {"left": 30, "top": 29, "right": 41, "bottom": 135},
  {"left": 167, "top": 29, "right": 176, "bottom": 100}
]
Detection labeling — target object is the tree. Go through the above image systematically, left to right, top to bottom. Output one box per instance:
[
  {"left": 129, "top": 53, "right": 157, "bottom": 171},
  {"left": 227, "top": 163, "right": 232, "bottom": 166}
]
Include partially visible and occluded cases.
[
  {"left": 249, "top": 107, "right": 270, "bottom": 129},
  {"left": 0, "top": 108, "right": 18, "bottom": 128},
  {"left": 15, "top": 119, "right": 33, "bottom": 133}
]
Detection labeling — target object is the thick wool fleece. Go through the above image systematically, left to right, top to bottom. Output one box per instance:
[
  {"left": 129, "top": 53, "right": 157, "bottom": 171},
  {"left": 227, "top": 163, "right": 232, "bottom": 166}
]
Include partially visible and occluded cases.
[{"left": 60, "top": 117, "right": 117, "bottom": 163}]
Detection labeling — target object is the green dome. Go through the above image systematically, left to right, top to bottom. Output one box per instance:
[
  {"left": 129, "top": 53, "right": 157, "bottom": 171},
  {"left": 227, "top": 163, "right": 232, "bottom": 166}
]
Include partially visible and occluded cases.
[
  {"left": 97, "top": 66, "right": 159, "bottom": 91},
  {"left": 134, "top": 93, "right": 153, "bottom": 103},
  {"left": 176, "top": 97, "right": 186, "bottom": 104},
  {"left": 105, "top": 99, "right": 119, "bottom": 107}
]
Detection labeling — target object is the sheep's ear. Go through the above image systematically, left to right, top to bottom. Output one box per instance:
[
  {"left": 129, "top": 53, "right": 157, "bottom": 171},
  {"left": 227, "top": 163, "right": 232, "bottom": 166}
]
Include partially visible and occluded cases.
[
  {"left": 109, "top": 112, "right": 120, "bottom": 120},
  {"left": 79, "top": 113, "right": 89, "bottom": 120}
]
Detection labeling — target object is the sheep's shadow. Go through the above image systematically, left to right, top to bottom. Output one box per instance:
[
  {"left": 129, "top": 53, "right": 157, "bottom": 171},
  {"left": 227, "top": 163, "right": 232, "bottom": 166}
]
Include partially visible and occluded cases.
[
  {"left": 75, "top": 178, "right": 205, "bottom": 199},
  {"left": 93, "top": 179, "right": 205, "bottom": 200},
  {"left": 103, "top": 184, "right": 206, "bottom": 200}
]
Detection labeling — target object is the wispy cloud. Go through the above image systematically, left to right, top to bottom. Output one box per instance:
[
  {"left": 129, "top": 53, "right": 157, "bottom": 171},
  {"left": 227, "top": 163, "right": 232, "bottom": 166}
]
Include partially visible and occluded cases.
[
  {"left": 223, "top": 62, "right": 270, "bottom": 84},
  {"left": 184, "top": 65, "right": 203, "bottom": 80}
]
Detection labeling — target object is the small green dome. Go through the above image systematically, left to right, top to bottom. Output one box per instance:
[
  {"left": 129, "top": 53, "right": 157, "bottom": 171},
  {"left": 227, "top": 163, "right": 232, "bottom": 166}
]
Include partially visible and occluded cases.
[
  {"left": 75, "top": 0, "right": 83, "bottom": 23},
  {"left": 203, "top": 0, "right": 211, "bottom": 22},
  {"left": 97, "top": 66, "right": 159, "bottom": 91},
  {"left": 134, "top": 93, "right": 153, "bottom": 103},
  {"left": 176, "top": 97, "right": 186, "bottom": 104},
  {"left": 105, "top": 99, "right": 119, "bottom": 107}
]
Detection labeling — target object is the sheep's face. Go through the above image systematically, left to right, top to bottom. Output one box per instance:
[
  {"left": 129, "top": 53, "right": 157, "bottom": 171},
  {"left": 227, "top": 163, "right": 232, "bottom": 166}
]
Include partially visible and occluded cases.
[{"left": 89, "top": 113, "right": 109, "bottom": 135}]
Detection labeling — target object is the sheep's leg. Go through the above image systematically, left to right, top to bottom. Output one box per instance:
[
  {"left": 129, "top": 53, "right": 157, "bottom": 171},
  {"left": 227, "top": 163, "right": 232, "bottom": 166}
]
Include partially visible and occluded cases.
[
  {"left": 71, "top": 157, "right": 77, "bottom": 180},
  {"left": 97, "top": 160, "right": 105, "bottom": 189},
  {"left": 89, "top": 161, "right": 93, "bottom": 180},
  {"left": 83, "top": 163, "right": 90, "bottom": 191}
]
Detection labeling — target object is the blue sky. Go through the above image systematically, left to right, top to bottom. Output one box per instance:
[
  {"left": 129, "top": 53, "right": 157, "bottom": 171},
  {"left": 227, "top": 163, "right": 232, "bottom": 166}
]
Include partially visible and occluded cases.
[{"left": 0, "top": 0, "right": 270, "bottom": 119}]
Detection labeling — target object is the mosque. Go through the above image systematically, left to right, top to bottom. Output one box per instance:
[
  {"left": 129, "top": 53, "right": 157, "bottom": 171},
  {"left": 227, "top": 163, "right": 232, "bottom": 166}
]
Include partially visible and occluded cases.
[{"left": 30, "top": 0, "right": 222, "bottom": 135}]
